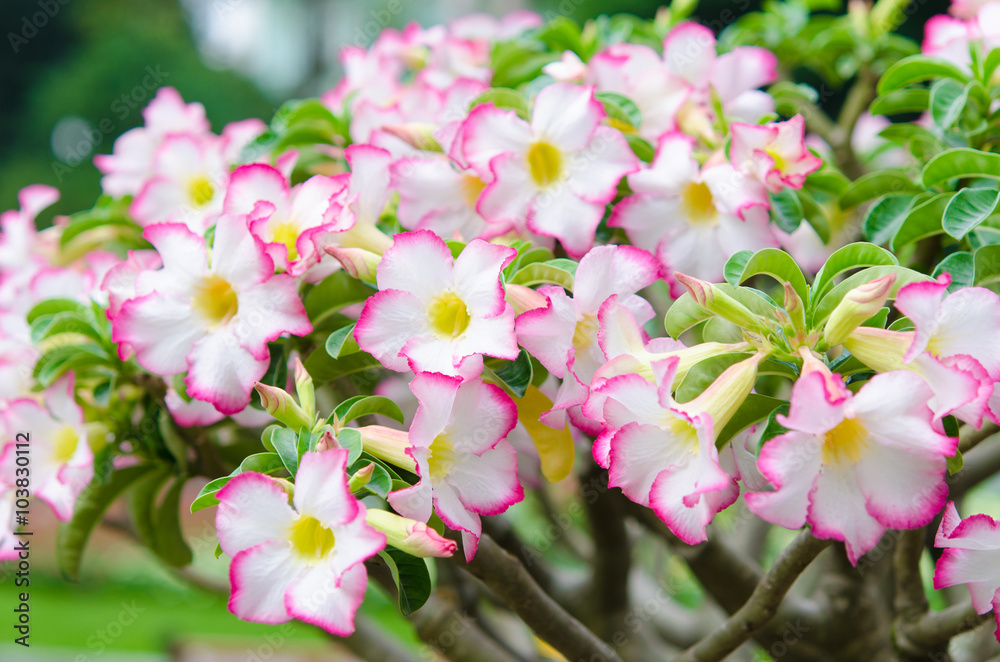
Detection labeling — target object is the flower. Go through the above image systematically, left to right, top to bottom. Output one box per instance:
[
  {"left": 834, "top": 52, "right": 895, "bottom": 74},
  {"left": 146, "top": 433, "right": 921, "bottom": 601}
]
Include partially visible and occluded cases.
[
  {"left": 454, "top": 83, "right": 639, "bottom": 256},
  {"left": 729, "top": 115, "right": 823, "bottom": 193},
  {"left": 609, "top": 133, "right": 775, "bottom": 295},
  {"left": 111, "top": 214, "right": 312, "bottom": 414},
  {"left": 354, "top": 230, "right": 517, "bottom": 377},
  {"left": 745, "top": 365, "right": 956, "bottom": 565},
  {"left": 0, "top": 373, "right": 93, "bottom": 522},
  {"left": 388, "top": 373, "right": 522, "bottom": 561},
  {"left": 216, "top": 449, "right": 385, "bottom": 635},
  {"left": 933, "top": 501, "right": 1000, "bottom": 643}
]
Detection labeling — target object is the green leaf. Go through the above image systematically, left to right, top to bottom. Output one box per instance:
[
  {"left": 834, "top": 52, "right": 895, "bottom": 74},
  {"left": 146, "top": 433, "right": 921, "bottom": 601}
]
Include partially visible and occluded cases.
[
  {"left": 536, "top": 16, "right": 585, "bottom": 55},
  {"left": 491, "top": 41, "right": 557, "bottom": 88},
  {"left": 983, "top": 47, "right": 1000, "bottom": 85},
  {"left": 877, "top": 55, "right": 970, "bottom": 94},
  {"left": 930, "top": 78, "right": 970, "bottom": 129},
  {"left": 468, "top": 88, "right": 530, "bottom": 118},
  {"left": 870, "top": 88, "right": 930, "bottom": 116},
  {"left": 596, "top": 92, "right": 643, "bottom": 130},
  {"left": 626, "top": 134, "right": 655, "bottom": 162},
  {"left": 922, "top": 148, "right": 1000, "bottom": 189},
  {"left": 804, "top": 170, "right": 850, "bottom": 197},
  {"left": 840, "top": 170, "right": 921, "bottom": 209},
  {"left": 942, "top": 187, "right": 1000, "bottom": 239},
  {"left": 768, "top": 189, "right": 804, "bottom": 233},
  {"left": 798, "top": 189, "right": 832, "bottom": 244},
  {"left": 892, "top": 192, "right": 955, "bottom": 250},
  {"left": 864, "top": 195, "right": 917, "bottom": 245},
  {"left": 60, "top": 215, "right": 139, "bottom": 248},
  {"left": 811, "top": 243, "right": 899, "bottom": 304},
  {"left": 974, "top": 244, "right": 1000, "bottom": 284},
  {"left": 504, "top": 246, "right": 553, "bottom": 279},
  {"left": 723, "top": 248, "right": 810, "bottom": 305},
  {"left": 933, "top": 252, "right": 974, "bottom": 289},
  {"left": 509, "top": 260, "right": 576, "bottom": 290},
  {"left": 810, "top": 266, "right": 933, "bottom": 324},
  {"left": 304, "top": 272, "right": 374, "bottom": 324},
  {"left": 26, "top": 298, "right": 88, "bottom": 325},
  {"left": 29, "top": 311, "right": 105, "bottom": 346},
  {"left": 325, "top": 324, "right": 360, "bottom": 358},
  {"left": 33, "top": 344, "right": 109, "bottom": 388},
  {"left": 303, "top": 346, "right": 382, "bottom": 383},
  {"left": 488, "top": 350, "right": 534, "bottom": 398},
  {"left": 674, "top": 353, "right": 753, "bottom": 403},
  {"left": 717, "top": 395, "right": 787, "bottom": 447},
  {"left": 340, "top": 396, "right": 405, "bottom": 425},
  {"left": 759, "top": 404, "right": 791, "bottom": 445},
  {"left": 158, "top": 409, "right": 190, "bottom": 474},
  {"left": 271, "top": 428, "right": 300, "bottom": 475},
  {"left": 337, "top": 428, "right": 364, "bottom": 465},
  {"left": 947, "top": 447, "right": 964, "bottom": 475},
  {"left": 240, "top": 452, "right": 287, "bottom": 475},
  {"left": 357, "top": 462, "right": 393, "bottom": 499},
  {"left": 58, "top": 465, "right": 157, "bottom": 580},
  {"left": 125, "top": 467, "right": 172, "bottom": 550},
  {"left": 190, "top": 476, "right": 233, "bottom": 514},
  {"left": 152, "top": 477, "right": 193, "bottom": 567},
  {"left": 376, "top": 548, "right": 431, "bottom": 616}
]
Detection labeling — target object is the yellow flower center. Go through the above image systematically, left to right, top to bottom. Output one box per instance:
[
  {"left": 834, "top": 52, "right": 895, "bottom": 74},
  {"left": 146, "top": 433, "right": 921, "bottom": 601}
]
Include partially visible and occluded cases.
[
  {"left": 526, "top": 141, "right": 563, "bottom": 187},
  {"left": 765, "top": 147, "right": 788, "bottom": 172},
  {"left": 461, "top": 174, "right": 487, "bottom": 208},
  {"left": 188, "top": 176, "right": 215, "bottom": 208},
  {"left": 681, "top": 182, "right": 717, "bottom": 225},
  {"left": 269, "top": 220, "right": 300, "bottom": 262},
  {"left": 192, "top": 274, "right": 239, "bottom": 329},
  {"left": 427, "top": 292, "right": 470, "bottom": 339},
  {"left": 572, "top": 314, "right": 599, "bottom": 351},
  {"left": 666, "top": 417, "right": 701, "bottom": 452},
  {"left": 821, "top": 417, "right": 869, "bottom": 466},
  {"left": 53, "top": 424, "right": 79, "bottom": 464},
  {"left": 427, "top": 433, "right": 457, "bottom": 478},
  {"left": 289, "top": 516, "right": 336, "bottom": 561}
]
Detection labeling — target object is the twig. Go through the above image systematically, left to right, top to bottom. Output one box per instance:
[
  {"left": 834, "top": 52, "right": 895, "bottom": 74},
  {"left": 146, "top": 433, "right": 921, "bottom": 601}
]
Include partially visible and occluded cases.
[
  {"left": 960, "top": 422, "right": 999, "bottom": 453},
  {"left": 951, "top": 438, "right": 1000, "bottom": 498},
  {"left": 581, "top": 465, "right": 632, "bottom": 637},
  {"left": 893, "top": 528, "right": 928, "bottom": 620},
  {"left": 672, "top": 531, "right": 832, "bottom": 662},
  {"left": 455, "top": 534, "right": 623, "bottom": 662},
  {"left": 896, "top": 600, "right": 993, "bottom": 652},
  {"left": 340, "top": 615, "right": 423, "bottom": 662}
]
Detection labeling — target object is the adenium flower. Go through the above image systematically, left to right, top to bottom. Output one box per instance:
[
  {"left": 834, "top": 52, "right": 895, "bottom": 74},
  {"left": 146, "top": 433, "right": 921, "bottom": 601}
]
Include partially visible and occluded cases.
[
  {"left": 454, "top": 83, "right": 639, "bottom": 256},
  {"left": 729, "top": 115, "right": 823, "bottom": 193},
  {"left": 609, "top": 133, "right": 775, "bottom": 296},
  {"left": 391, "top": 153, "right": 493, "bottom": 241},
  {"left": 112, "top": 214, "right": 312, "bottom": 414},
  {"left": 354, "top": 230, "right": 517, "bottom": 377},
  {"left": 515, "top": 244, "right": 661, "bottom": 432},
  {"left": 586, "top": 354, "right": 762, "bottom": 543},
  {"left": 745, "top": 362, "right": 956, "bottom": 565},
  {"left": 0, "top": 373, "right": 93, "bottom": 522},
  {"left": 388, "top": 373, "right": 522, "bottom": 562},
  {"left": 215, "top": 449, "right": 385, "bottom": 635},
  {"left": 933, "top": 501, "right": 1000, "bottom": 643}
]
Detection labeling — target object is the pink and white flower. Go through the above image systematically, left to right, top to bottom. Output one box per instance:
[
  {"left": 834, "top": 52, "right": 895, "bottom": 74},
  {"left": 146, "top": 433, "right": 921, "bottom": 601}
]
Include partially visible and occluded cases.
[
  {"left": 454, "top": 83, "right": 639, "bottom": 256},
  {"left": 729, "top": 115, "right": 823, "bottom": 193},
  {"left": 610, "top": 133, "right": 775, "bottom": 296},
  {"left": 391, "top": 153, "right": 493, "bottom": 241},
  {"left": 112, "top": 214, "right": 312, "bottom": 414},
  {"left": 354, "top": 230, "right": 517, "bottom": 377},
  {"left": 515, "top": 245, "right": 661, "bottom": 431},
  {"left": 745, "top": 366, "right": 956, "bottom": 565},
  {"left": 387, "top": 373, "right": 522, "bottom": 561},
  {"left": 0, "top": 374, "right": 93, "bottom": 522},
  {"left": 216, "top": 449, "right": 385, "bottom": 635},
  {"left": 933, "top": 501, "right": 1000, "bottom": 642}
]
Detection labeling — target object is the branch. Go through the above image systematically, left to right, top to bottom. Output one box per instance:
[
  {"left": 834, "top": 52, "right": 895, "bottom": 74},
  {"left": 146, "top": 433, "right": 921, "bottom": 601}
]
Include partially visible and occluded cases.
[
  {"left": 960, "top": 422, "right": 999, "bottom": 453},
  {"left": 951, "top": 437, "right": 1000, "bottom": 498},
  {"left": 581, "top": 465, "right": 632, "bottom": 636},
  {"left": 893, "top": 528, "right": 928, "bottom": 620},
  {"left": 672, "top": 531, "right": 832, "bottom": 662},
  {"left": 454, "top": 534, "right": 623, "bottom": 662},
  {"left": 896, "top": 600, "right": 994, "bottom": 652},
  {"left": 340, "top": 615, "right": 423, "bottom": 662}
]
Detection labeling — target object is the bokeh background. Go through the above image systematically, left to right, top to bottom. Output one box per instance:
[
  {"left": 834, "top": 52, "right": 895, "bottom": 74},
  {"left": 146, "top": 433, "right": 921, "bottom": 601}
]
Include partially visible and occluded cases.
[{"left": 0, "top": 0, "right": 953, "bottom": 659}]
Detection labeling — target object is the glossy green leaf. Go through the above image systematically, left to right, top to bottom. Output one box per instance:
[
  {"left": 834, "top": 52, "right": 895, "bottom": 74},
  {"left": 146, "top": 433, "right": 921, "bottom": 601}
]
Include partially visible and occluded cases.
[
  {"left": 877, "top": 55, "right": 970, "bottom": 94},
  {"left": 930, "top": 78, "right": 970, "bottom": 129},
  {"left": 468, "top": 87, "right": 529, "bottom": 117},
  {"left": 870, "top": 88, "right": 930, "bottom": 116},
  {"left": 596, "top": 92, "right": 643, "bottom": 130},
  {"left": 626, "top": 134, "right": 655, "bottom": 162},
  {"left": 922, "top": 148, "right": 1000, "bottom": 188},
  {"left": 840, "top": 170, "right": 921, "bottom": 209},
  {"left": 942, "top": 187, "right": 1000, "bottom": 239},
  {"left": 768, "top": 189, "right": 804, "bottom": 233},
  {"left": 892, "top": 192, "right": 955, "bottom": 249},
  {"left": 864, "top": 194, "right": 917, "bottom": 245},
  {"left": 811, "top": 243, "right": 899, "bottom": 304},
  {"left": 974, "top": 244, "right": 1000, "bottom": 284},
  {"left": 723, "top": 248, "right": 810, "bottom": 305},
  {"left": 933, "top": 252, "right": 974, "bottom": 289},
  {"left": 509, "top": 261, "right": 575, "bottom": 290},
  {"left": 810, "top": 266, "right": 933, "bottom": 324},
  {"left": 304, "top": 272, "right": 375, "bottom": 325},
  {"left": 665, "top": 285, "right": 779, "bottom": 339},
  {"left": 26, "top": 298, "right": 88, "bottom": 325},
  {"left": 325, "top": 324, "right": 360, "bottom": 358},
  {"left": 33, "top": 344, "right": 109, "bottom": 388},
  {"left": 489, "top": 350, "right": 533, "bottom": 398},
  {"left": 674, "top": 353, "right": 753, "bottom": 403},
  {"left": 717, "top": 395, "right": 787, "bottom": 447},
  {"left": 340, "top": 396, "right": 405, "bottom": 425},
  {"left": 759, "top": 404, "right": 791, "bottom": 445},
  {"left": 271, "top": 428, "right": 300, "bottom": 475},
  {"left": 337, "top": 428, "right": 364, "bottom": 466},
  {"left": 125, "top": 467, "right": 172, "bottom": 550},
  {"left": 190, "top": 476, "right": 233, "bottom": 514},
  {"left": 152, "top": 477, "right": 193, "bottom": 567},
  {"left": 376, "top": 548, "right": 431, "bottom": 616}
]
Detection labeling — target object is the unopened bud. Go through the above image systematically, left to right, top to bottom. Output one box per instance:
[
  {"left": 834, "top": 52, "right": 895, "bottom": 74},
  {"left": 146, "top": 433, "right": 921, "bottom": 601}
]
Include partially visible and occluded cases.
[
  {"left": 382, "top": 123, "right": 443, "bottom": 152},
  {"left": 324, "top": 246, "right": 380, "bottom": 284},
  {"left": 674, "top": 272, "right": 766, "bottom": 332},
  {"left": 823, "top": 273, "right": 896, "bottom": 347},
  {"left": 783, "top": 281, "right": 806, "bottom": 332},
  {"left": 505, "top": 283, "right": 548, "bottom": 315},
  {"left": 842, "top": 326, "right": 912, "bottom": 372},
  {"left": 684, "top": 352, "right": 766, "bottom": 443},
  {"left": 293, "top": 358, "right": 315, "bottom": 420},
  {"left": 253, "top": 382, "right": 313, "bottom": 430},
  {"left": 357, "top": 425, "right": 417, "bottom": 473},
  {"left": 314, "top": 429, "right": 340, "bottom": 453},
  {"left": 347, "top": 463, "right": 376, "bottom": 493},
  {"left": 366, "top": 509, "right": 457, "bottom": 558}
]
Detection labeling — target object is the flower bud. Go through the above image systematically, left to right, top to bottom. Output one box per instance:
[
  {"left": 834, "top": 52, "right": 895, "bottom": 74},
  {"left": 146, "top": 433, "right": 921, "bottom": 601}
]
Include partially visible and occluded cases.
[
  {"left": 382, "top": 123, "right": 443, "bottom": 152},
  {"left": 324, "top": 246, "right": 380, "bottom": 284},
  {"left": 674, "top": 272, "right": 766, "bottom": 332},
  {"left": 823, "top": 274, "right": 896, "bottom": 347},
  {"left": 783, "top": 281, "right": 806, "bottom": 333},
  {"left": 505, "top": 283, "right": 548, "bottom": 315},
  {"left": 842, "top": 326, "right": 912, "bottom": 373},
  {"left": 684, "top": 352, "right": 765, "bottom": 440},
  {"left": 292, "top": 358, "right": 315, "bottom": 420},
  {"left": 253, "top": 382, "right": 313, "bottom": 431},
  {"left": 356, "top": 425, "right": 417, "bottom": 473},
  {"left": 314, "top": 429, "right": 340, "bottom": 453},
  {"left": 347, "top": 463, "right": 376, "bottom": 493},
  {"left": 366, "top": 509, "right": 457, "bottom": 558}
]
